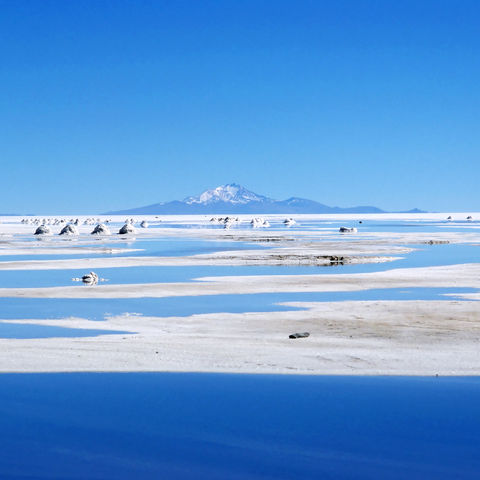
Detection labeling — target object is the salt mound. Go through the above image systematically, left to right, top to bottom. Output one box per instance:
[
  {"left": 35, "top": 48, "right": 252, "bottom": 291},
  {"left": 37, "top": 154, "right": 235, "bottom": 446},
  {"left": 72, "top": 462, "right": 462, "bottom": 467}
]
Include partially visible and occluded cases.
[
  {"left": 250, "top": 217, "right": 270, "bottom": 228},
  {"left": 91, "top": 223, "right": 111, "bottom": 235},
  {"left": 119, "top": 223, "right": 136, "bottom": 234},
  {"left": 59, "top": 224, "right": 79, "bottom": 236},
  {"left": 34, "top": 225, "right": 52, "bottom": 235}
]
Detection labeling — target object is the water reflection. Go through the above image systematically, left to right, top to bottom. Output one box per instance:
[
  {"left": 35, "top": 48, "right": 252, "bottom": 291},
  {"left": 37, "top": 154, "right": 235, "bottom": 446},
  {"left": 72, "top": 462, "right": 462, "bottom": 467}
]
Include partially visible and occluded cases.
[{"left": 0, "top": 373, "right": 478, "bottom": 479}]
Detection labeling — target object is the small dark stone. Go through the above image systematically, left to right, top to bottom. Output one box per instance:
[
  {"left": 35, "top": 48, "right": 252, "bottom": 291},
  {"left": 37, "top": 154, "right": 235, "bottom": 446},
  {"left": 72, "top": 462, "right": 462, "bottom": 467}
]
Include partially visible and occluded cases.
[{"left": 289, "top": 332, "right": 310, "bottom": 339}]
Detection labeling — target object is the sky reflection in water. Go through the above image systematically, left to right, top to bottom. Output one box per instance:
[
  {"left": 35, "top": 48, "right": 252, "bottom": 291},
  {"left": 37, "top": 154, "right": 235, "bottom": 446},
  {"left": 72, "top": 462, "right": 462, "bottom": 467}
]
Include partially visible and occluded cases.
[{"left": 0, "top": 373, "right": 478, "bottom": 480}]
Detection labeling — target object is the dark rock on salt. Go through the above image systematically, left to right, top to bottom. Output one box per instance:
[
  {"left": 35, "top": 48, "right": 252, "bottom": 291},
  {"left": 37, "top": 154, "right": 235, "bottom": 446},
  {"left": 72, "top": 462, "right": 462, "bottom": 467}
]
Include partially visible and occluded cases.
[{"left": 289, "top": 332, "right": 310, "bottom": 339}]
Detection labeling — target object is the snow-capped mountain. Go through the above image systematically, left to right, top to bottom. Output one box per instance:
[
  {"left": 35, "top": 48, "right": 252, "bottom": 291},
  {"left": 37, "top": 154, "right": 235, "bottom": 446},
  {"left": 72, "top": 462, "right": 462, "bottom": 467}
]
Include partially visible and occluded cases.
[
  {"left": 106, "top": 183, "right": 420, "bottom": 215},
  {"left": 184, "top": 184, "right": 272, "bottom": 205}
]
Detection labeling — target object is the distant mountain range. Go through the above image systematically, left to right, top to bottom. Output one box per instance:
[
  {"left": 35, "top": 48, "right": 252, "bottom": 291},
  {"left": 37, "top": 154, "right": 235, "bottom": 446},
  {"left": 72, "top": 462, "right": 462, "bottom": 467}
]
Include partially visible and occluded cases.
[{"left": 105, "top": 183, "right": 424, "bottom": 215}]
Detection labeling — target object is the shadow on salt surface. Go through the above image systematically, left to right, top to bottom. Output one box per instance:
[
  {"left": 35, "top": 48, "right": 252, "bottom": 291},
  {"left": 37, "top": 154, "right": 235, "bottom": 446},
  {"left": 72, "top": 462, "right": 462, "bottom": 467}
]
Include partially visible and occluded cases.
[
  {"left": 0, "top": 288, "right": 477, "bottom": 322},
  {"left": 0, "top": 323, "right": 130, "bottom": 339}
]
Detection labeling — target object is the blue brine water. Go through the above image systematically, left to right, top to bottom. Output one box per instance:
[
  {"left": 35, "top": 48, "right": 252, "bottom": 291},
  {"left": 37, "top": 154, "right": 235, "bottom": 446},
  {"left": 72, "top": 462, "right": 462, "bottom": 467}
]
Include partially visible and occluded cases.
[{"left": 0, "top": 373, "right": 478, "bottom": 479}]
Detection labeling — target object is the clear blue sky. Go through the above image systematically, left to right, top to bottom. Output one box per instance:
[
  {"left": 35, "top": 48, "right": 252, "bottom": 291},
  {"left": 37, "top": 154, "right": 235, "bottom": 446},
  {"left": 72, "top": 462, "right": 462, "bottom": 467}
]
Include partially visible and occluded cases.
[{"left": 1, "top": 0, "right": 479, "bottom": 213}]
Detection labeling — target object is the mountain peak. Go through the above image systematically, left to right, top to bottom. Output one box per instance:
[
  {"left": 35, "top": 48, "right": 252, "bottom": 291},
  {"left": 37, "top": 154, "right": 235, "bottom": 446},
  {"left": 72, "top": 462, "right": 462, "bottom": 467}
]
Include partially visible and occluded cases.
[
  {"left": 184, "top": 183, "right": 272, "bottom": 205},
  {"left": 105, "top": 184, "right": 406, "bottom": 215}
]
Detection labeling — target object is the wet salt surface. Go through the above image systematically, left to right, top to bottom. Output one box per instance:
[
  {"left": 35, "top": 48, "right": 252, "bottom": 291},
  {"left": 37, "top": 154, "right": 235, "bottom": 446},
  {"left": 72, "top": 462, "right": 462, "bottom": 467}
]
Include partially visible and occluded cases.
[
  {"left": 148, "top": 217, "right": 480, "bottom": 231},
  {"left": 6, "top": 218, "right": 480, "bottom": 255},
  {"left": 191, "top": 219, "right": 480, "bottom": 236},
  {"left": 0, "top": 221, "right": 479, "bottom": 334},
  {"left": 1, "top": 221, "right": 480, "bottom": 479},
  {"left": 0, "top": 237, "right": 267, "bottom": 261},
  {"left": 35, "top": 237, "right": 267, "bottom": 258},
  {"left": 119, "top": 237, "right": 268, "bottom": 257},
  {"left": 0, "top": 243, "right": 478, "bottom": 289},
  {"left": 0, "top": 288, "right": 476, "bottom": 322},
  {"left": 0, "top": 323, "right": 130, "bottom": 339},
  {"left": 0, "top": 373, "right": 479, "bottom": 480}
]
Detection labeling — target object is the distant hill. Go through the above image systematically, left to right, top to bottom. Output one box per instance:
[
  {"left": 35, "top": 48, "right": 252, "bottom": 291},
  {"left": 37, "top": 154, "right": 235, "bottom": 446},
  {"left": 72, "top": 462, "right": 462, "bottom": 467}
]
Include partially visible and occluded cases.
[{"left": 105, "top": 183, "right": 422, "bottom": 215}]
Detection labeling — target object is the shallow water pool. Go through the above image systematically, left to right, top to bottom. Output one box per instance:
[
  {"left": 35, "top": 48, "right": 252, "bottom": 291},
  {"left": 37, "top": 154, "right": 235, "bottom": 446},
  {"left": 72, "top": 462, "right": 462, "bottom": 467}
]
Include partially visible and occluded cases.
[
  {"left": 0, "top": 288, "right": 476, "bottom": 323},
  {"left": 0, "top": 373, "right": 478, "bottom": 479}
]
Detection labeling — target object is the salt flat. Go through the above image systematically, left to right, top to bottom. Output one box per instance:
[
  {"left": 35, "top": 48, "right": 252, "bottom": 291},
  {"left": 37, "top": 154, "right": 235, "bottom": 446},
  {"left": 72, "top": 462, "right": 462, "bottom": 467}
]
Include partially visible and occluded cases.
[
  {"left": 0, "top": 213, "right": 479, "bottom": 375},
  {"left": 0, "top": 263, "right": 478, "bottom": 298},
  {"left": 0, "top": 300, "right": 478, "bottom": 375}
]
